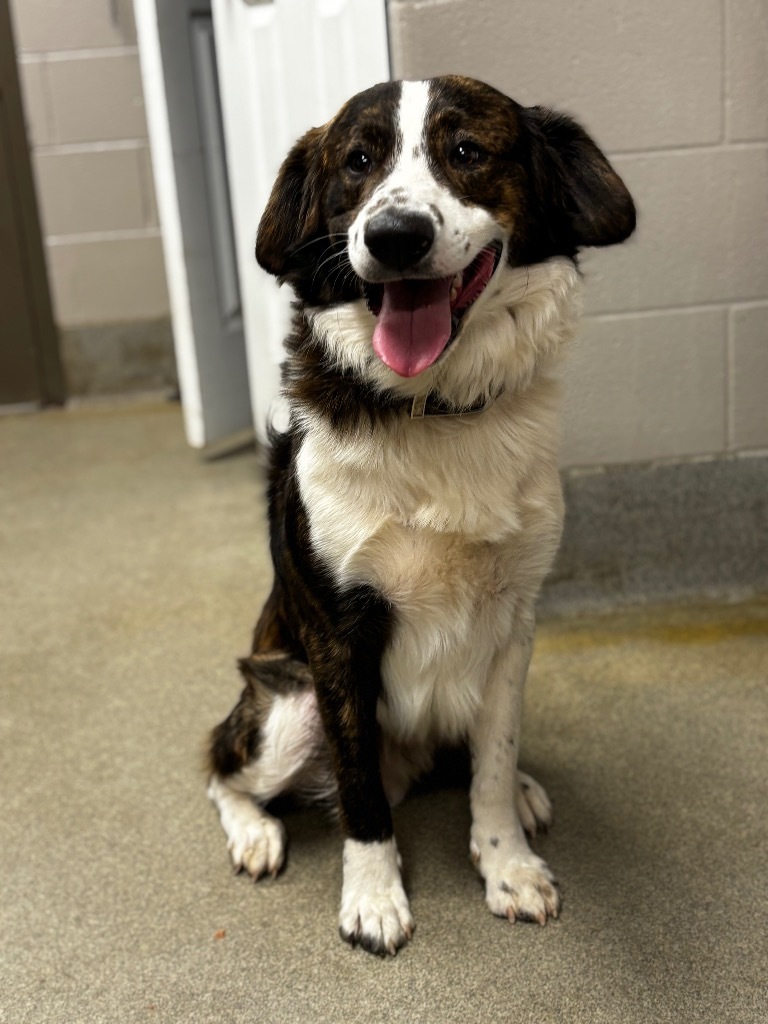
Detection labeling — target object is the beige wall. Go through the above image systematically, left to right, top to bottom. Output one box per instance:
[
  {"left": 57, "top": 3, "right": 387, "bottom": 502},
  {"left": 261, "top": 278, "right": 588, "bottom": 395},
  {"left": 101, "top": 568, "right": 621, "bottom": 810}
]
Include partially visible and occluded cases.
[
  {"left": 9, "top": 0, "right": 172, "bottom": 393},
  {"left": 9, "top": 0, "right": 767, "bottom": 447},
  {"left": 10, "top": 0, "right": 169, "bottom": 327},
  {"left": 389, "top": 0, "right": 768, "bottom": 467}
]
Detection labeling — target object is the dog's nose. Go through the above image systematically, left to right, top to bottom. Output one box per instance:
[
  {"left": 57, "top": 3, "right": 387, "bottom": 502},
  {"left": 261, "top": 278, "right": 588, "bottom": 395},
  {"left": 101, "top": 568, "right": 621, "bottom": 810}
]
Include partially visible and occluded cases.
[{"left": 364, "top": 210, "right": 435, "bottom": 271}]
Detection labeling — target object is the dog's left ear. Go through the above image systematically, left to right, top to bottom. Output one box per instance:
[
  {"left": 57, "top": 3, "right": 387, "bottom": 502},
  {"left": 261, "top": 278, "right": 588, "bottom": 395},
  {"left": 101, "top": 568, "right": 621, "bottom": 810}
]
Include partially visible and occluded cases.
[
  {"left": 524, "top": 106, "right": 636, "bottom": 251},
  {"left": 256, "top": 127, "right": 325, "bottom": 279}
]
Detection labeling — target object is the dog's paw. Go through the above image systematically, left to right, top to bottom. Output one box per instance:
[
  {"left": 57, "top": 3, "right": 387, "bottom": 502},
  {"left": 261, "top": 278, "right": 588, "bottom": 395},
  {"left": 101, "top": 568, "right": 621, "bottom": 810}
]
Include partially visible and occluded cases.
[
  {"left": 516, "top": 770, "right": 553, "bottom": 837},
  {"left": 208, "top": 775, "right": 287, "bottom": 880},
  {"left": 228, "top": 815, "right": 286, "bottom": 880},
  {"left": 471, "top": 822, "right": 560, "bottom": 925},
  {"left": 339, "top": 838, "right": 414, "bottom": 956},
  {"left": 485, "top": 854, "right": 561, "bottom": 925},
  {"left": 339, "top": 889, "right": 414, "bottom": 956}
]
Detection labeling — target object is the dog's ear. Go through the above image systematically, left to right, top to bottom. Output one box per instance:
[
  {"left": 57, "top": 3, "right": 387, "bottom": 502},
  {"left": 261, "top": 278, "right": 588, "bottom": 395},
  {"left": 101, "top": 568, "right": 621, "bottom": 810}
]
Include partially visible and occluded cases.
[
  {"left": 524, "top": 106, "right": 636, "bottom": 251},
  {"left": 255, "top": 127, "right": 325, "bottom": 278}
]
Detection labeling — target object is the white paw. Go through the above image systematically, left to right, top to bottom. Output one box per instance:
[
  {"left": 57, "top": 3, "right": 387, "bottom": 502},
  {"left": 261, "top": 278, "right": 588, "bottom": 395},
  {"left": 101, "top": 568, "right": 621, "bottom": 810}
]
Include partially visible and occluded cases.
[
  {"left": 516, "top": 770, "right": 553, "bottom": 837},
  {"left": 208, "top": 775, "right": 287, "bottom": 880},
  {"left": 227, "top": 814, "right": 286, "bottom": 880},
  {"left": 470, "top": 818, "right": 561, "bottom": 925},
  {"left": 339, "top": 838, "right": 414, "bottom": 956},
  {"left": 485, "top": 854, "right": 561, "bottom": 924}
]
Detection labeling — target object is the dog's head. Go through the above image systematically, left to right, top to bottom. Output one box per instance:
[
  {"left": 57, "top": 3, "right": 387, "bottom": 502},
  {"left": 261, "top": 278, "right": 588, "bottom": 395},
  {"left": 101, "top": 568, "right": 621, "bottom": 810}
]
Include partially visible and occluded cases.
[{"left": 257, "top": 76, "right": 635, "bottom": 382}]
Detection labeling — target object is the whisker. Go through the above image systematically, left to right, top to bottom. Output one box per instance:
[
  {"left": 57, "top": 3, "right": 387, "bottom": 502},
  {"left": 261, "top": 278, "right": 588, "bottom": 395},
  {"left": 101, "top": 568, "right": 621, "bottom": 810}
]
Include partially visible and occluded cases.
[
  {"left": 290, "top": 232, "right": 347, "bottom": 260},
  {"left": 311, "top": 249, "right": 347, "bottom": 289}
]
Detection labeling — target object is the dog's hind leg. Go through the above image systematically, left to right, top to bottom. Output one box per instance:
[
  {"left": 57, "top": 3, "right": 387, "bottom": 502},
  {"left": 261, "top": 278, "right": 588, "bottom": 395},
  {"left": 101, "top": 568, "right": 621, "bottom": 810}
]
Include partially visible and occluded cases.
[
  {"left": 207, "top": 652, "right": 329, "bottom": 879},
  {"left": 516, "top": 770, "right": 554, "bottom": 837}
]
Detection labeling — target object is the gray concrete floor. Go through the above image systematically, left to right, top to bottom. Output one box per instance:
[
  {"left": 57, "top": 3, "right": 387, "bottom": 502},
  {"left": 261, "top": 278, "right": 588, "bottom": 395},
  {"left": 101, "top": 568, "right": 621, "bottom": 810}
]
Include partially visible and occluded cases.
[{"left": 1, "top": 401, "right": 766, "bottom": 1024}]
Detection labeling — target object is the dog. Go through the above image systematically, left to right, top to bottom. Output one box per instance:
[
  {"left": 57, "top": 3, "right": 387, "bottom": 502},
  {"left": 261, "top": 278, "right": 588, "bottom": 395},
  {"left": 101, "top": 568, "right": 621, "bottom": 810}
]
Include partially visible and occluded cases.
[{"left": 207, "top": 75, "right": 635, "bottom": 955}]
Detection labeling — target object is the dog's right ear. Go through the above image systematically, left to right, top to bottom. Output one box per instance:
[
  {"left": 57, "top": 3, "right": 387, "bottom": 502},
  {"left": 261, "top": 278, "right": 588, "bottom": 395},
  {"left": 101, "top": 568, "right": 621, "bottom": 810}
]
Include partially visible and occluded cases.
[{"left": 255, "top": 127, "right": 324, "bottom": 279}]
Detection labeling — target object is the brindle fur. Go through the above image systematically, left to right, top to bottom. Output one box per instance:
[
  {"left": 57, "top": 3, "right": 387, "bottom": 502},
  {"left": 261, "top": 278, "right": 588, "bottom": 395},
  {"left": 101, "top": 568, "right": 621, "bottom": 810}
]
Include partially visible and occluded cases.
[
  {"left": 208, "top": 74, "right": 635, "bottom": 875},
  {"left": 210, "top": 429, "right": 395, "bottom": 841}
]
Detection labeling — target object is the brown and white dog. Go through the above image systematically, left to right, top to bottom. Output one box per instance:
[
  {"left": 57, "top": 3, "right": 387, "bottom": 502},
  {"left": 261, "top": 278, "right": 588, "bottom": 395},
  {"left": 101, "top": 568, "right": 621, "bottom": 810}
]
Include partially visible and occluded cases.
[{"left": 207, "top": 76, "right": 635, "bottom": 955}]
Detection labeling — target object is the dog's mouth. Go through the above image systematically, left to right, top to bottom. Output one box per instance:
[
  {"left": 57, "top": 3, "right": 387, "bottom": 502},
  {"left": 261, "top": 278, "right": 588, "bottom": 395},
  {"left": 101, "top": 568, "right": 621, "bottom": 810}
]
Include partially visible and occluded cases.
[{"left": 364, "top": 243, "right": 502, "bottom": 378}]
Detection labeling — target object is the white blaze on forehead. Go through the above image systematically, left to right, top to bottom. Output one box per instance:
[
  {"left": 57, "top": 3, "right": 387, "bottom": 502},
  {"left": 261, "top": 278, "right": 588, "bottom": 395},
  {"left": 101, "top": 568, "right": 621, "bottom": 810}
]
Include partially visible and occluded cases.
[
  {"left": 347, "top": 77, "right": 503, "bottom": 281},
  {"left": 395, "top": 80, "right": 431, "bottom": 170}
]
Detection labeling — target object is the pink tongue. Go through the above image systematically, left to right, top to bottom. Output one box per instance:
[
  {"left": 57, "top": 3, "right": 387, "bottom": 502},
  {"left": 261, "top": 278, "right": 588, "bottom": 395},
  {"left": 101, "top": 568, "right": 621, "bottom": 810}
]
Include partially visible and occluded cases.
[{"left": 372, "top": 277, "right": 453, "bottom": 378}]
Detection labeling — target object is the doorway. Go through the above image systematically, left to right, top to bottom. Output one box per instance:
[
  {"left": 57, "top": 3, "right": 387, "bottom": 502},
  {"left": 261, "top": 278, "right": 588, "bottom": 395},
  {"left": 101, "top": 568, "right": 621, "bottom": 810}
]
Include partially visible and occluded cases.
[{"left": 136, "top": 0, "right": 389, "bottom": 448}]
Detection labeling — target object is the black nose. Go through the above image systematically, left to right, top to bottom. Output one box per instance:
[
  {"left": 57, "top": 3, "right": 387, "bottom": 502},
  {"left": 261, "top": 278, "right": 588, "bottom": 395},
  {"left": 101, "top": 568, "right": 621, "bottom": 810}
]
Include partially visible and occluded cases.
[{"left": 364, "top": 210, "right": 435, "bottom": 271}]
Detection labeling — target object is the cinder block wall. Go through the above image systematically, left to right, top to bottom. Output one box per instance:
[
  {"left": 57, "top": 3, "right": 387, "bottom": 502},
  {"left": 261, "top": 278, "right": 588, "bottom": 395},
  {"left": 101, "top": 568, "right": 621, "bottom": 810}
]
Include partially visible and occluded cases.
[
  {"left": 9, "top": 0, "right": 174, "bottom": 396},
  {"left": 389, "top": 0, "right": 768, "bottom": 469}
]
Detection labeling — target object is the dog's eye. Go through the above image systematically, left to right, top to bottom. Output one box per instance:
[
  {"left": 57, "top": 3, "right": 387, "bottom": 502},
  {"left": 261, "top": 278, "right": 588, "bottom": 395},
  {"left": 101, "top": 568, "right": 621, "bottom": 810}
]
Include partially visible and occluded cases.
[
  {"left": 450, "top": 142, "right": 485, "bottom": 168},
  {"left": 346, "top": 150, "right": 373, "bottom": 175}
]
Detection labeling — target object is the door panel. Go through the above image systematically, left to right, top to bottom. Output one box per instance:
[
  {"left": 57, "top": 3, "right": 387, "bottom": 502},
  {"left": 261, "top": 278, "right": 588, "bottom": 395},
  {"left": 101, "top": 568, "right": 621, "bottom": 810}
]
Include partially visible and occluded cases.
[
  {"left": 0, "top": 0, "right": 62, "bottom": 406},
  {"left": 135, "top": 0, "right": 251, "bottom": 449},
  {"left": 211, "top": 0, "right": 390, "bottom": 442},
  {"left": 0, "top": 101, "right": 39, "bottom": 403}
]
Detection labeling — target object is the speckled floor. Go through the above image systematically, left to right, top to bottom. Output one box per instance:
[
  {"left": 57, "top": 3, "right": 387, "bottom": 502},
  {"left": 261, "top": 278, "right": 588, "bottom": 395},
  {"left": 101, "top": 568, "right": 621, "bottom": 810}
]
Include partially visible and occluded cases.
[{"left": 1, "top": 402, "right": 766, "bottom": 1024}]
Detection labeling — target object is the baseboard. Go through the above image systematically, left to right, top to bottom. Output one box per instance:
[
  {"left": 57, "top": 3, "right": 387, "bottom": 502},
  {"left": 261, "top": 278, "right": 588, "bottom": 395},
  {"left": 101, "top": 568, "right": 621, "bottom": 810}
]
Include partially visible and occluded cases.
[
  {"left": 59, "top": 317, "right": 178, "bottom": 397},
  {"left": 540, "top": 454, "right": 768, "bottom": 616}
]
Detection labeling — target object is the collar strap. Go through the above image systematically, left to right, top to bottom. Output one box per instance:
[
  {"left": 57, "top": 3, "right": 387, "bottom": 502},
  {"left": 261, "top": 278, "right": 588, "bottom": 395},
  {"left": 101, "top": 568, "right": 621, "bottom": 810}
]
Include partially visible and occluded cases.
[{"left": 407, "top": 387, "right": 504, "bottom": 419}]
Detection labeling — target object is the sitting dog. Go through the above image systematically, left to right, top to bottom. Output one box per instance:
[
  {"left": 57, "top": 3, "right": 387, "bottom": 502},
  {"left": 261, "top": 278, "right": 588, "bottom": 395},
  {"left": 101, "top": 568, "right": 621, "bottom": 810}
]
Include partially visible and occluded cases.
[{"left": 207, "top": 75, "right": 635, "bottom": 955}]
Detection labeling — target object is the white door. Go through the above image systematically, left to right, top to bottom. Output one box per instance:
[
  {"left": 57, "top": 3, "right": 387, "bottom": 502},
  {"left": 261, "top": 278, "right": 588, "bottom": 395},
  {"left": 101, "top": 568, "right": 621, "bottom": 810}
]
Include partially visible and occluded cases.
[
  {"left": 136, "top": 0, "right": 253, "bottom": 450},
  {"left": 211, "top": 0, "right": 391, "bottom": 443}
]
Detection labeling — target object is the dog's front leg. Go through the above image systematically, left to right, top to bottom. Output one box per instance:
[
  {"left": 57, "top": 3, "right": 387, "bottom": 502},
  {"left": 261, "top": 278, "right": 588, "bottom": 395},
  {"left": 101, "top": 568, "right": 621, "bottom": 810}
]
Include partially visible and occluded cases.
[
  {"left": 303, "top": 619, "right": 413, "bottom": 955},
  {"left": 469, "top": 623, "right": 561, "bottom": 925}
]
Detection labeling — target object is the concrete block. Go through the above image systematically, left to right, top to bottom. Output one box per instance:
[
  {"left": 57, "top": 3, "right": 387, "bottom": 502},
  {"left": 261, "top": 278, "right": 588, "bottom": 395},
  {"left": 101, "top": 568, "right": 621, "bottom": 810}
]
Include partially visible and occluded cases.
[
  {"left": 9, "top": 0, "right": 136, "bottom": 53},
  {"left": 387, "top": 0, "right": 723, "bottom": 151},
  {"left": 726, "top": 0, "right": 768, "bottom": 141},
  {"left": 46, "top": 53, "right": 147, "bottom": 144},
  {"left": 17, "top": 60, "right": 51, "bottom": 146},
  {"left": 582, "top": 147, "right": 768, "bottom": 314},
  {"left": 33, "top": 148, "right": 148, "bottom": 236},
  {"left": 46, "top": 234, "right": 170, "bottom": 325},
  {"left": 730, "top": 304, "right": 768, "bottom": 450},
  {"left": 560, "top": 309, "right": 727, "bottom": 467},
  {"left": 59, "top": 318, "right": 176, "bottom": 395},
  {"left": 546, "top": 456, "right": 768, "bottom": 612}
]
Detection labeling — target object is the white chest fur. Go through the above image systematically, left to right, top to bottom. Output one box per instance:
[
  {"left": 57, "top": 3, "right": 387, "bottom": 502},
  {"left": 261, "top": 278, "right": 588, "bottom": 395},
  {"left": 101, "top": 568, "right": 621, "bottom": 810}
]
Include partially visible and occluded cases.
[
  {"left": 296, "top": 257, "right": 580, "bottom": 742},
  {"left": 296, "top": 383, "right": 565, "bottom": 743}
]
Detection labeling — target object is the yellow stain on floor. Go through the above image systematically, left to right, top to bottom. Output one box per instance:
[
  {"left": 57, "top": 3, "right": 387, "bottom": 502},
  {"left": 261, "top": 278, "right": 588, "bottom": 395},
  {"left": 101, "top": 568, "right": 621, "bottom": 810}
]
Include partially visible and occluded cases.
[{"left": 537, "top": 596, "right": 768, "bottom": 653}]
